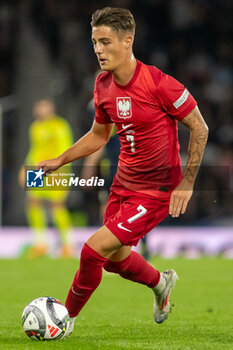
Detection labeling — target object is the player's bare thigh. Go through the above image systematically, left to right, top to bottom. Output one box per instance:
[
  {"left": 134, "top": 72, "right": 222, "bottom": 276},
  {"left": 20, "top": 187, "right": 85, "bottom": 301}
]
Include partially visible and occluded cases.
[{"left": 87, "top": 225, "right": 127, "bottom": 259}]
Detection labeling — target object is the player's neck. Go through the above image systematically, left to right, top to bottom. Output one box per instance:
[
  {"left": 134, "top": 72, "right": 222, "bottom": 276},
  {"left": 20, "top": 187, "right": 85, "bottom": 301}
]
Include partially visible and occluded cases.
[{"left": 112, "top": 55, "right": 137, "bottom": 86}]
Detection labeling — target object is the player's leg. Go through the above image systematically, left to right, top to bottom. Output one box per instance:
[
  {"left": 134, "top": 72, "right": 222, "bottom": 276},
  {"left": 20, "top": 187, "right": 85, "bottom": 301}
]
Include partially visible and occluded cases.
[
  {"left": 65, "top": 189, "right": 122, "bottom": 334},
  {"left": 103, "top": 193, "right": 178, "bottom": 324},
  {"left": 26, "top": 195, "right": 47, "bottom": 257},
  {"left": 50, "top": 198, "right": 73, "bottom": 257},
  {"left": 65, "top": 225, "right": 123, "bottom": 322},
  {"left": 104, "top": 246, "right": 160, "bottom": 288},
  {"left": 104, "top": 246, "right": 170, "bottom": 300},
  {"left": 105, "top": 247, "right": 178, "bottom": 323}
]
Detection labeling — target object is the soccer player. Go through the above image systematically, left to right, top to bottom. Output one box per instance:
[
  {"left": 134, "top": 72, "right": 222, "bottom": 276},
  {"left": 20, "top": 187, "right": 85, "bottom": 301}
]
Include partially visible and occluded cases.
[
  {"left": 37, "top": 8, "right": 208, "bottom": 332},
  {"left": 19, "top": 100, "right": 74, "bottom": 257}
]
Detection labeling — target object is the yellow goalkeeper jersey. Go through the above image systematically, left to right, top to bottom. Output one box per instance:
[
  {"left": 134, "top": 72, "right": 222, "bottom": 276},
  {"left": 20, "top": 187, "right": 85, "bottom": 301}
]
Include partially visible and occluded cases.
[{"left": 25, "top": 115, "right": 73, "bottom": 165}]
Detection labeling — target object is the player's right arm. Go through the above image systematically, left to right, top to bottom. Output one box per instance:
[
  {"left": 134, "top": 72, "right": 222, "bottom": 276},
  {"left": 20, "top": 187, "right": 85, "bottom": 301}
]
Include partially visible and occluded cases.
[{"left": 37, "top": 121, "right": 113, "bottom": 175}]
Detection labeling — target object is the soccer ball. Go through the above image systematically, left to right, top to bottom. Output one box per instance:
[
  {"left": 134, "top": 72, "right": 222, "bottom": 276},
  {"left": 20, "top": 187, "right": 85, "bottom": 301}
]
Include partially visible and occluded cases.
[{"left": 22, "top": 297, "right": 70, "bottom": 341}]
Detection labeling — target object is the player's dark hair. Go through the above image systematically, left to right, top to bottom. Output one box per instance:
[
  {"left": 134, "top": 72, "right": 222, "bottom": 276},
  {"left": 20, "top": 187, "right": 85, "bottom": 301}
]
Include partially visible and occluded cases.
[{"left": 91, "top": 7, "right": 136, "bottom": 37}]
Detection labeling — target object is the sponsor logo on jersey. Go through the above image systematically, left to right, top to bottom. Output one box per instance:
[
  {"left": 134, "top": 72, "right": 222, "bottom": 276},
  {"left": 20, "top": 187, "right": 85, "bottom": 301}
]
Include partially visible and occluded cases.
[
  {"left": 173, "top": 89, "right": 189, "bottom": 109},
  {"left": 116, "top": 97, "right": 132, "bottom": 119},
  {"left": 122, "top": 123, "right": 133, "bottom": 129},
  {"left": 26, "top": 169, "right": 44, "bottom": 188},
  {"left": 117, "top": 222, "right": 132, "bottom": 232}
]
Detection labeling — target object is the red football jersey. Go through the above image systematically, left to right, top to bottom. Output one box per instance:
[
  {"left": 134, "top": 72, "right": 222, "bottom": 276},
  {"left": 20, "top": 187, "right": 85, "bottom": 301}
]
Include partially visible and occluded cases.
[{"left": 94, "top": 60, "right": 197, "bottom": 198}]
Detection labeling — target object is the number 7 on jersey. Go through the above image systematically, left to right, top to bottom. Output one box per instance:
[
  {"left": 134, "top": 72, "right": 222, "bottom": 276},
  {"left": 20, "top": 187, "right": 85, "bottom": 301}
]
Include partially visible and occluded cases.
[{"left": 128, "top": 205, "right": 147, "bottom": 223}]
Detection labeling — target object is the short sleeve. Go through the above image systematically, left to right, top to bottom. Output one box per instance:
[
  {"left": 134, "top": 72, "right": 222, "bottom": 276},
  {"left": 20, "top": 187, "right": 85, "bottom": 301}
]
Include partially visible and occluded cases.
[
  {"left": 156, "top": 74, "right": 197, "bottom": 121},
  {"left": 94, "top": 78, "right": 112, "bottom": 124}
]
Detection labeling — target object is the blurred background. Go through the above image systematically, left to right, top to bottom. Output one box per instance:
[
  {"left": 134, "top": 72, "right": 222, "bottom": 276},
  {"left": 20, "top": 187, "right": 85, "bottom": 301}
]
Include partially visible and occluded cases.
[{"left": 0, "top": 0, "right": 232, "bottom": 258}]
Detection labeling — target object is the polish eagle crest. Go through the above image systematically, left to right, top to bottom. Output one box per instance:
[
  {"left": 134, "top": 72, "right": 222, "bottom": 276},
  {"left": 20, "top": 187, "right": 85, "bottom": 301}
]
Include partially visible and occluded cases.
[{"left": 116, "top": 97, "right": 132, "bottom": 118}]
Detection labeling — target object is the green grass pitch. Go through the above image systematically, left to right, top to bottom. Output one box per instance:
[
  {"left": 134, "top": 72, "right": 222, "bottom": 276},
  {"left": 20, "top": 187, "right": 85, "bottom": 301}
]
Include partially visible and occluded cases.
[{"left": 0, "top": 256, "right": 232, "bottom": 349}]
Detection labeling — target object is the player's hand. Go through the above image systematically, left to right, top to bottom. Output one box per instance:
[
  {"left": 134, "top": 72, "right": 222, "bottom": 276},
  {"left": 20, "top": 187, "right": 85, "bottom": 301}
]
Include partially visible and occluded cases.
[
  {"left": 36, "top": 157, "right": 62, "bottom": 176},
  {"left": 169, "top": 178, "right": 194, "bottom": 218}
]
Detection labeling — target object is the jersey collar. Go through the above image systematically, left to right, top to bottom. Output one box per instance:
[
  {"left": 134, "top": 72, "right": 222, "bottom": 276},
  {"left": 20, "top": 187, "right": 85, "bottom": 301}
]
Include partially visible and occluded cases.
[{"left": 113, "top": 60, "right": 141, "bottom": 89}]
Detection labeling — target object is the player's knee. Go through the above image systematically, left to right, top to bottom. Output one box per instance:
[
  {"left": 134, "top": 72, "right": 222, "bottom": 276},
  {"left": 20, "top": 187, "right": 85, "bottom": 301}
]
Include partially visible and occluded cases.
[
  {"left": 86, "top": 228, "right": 123, "bottom": 258},
  {"left": 80, "top": 243, "right": 106, "bottom": 267},
  {"left": 80, "top": 244, "right": 94, "bottom": 264}
]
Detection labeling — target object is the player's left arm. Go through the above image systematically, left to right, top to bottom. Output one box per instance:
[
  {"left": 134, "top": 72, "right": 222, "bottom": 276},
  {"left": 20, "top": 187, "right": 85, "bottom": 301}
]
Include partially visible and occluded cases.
[{"left": 169, "top": 105, "right": 209, "bottom": 217}]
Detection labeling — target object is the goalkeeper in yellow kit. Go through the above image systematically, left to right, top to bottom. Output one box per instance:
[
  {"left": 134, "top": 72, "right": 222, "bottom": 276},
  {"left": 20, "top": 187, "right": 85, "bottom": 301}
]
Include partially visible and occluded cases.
[{"left": 19, "top": 100, "right": 74, "bottom": 257}]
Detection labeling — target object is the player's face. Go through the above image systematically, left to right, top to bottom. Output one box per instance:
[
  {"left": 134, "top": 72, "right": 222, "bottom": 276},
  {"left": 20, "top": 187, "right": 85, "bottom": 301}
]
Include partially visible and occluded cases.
[
  {"left": 92, "top": 26, "right": 132, "bottom": 72},
  {"left": 33, "top": 101, "right": 55, "bottom": 120}
]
